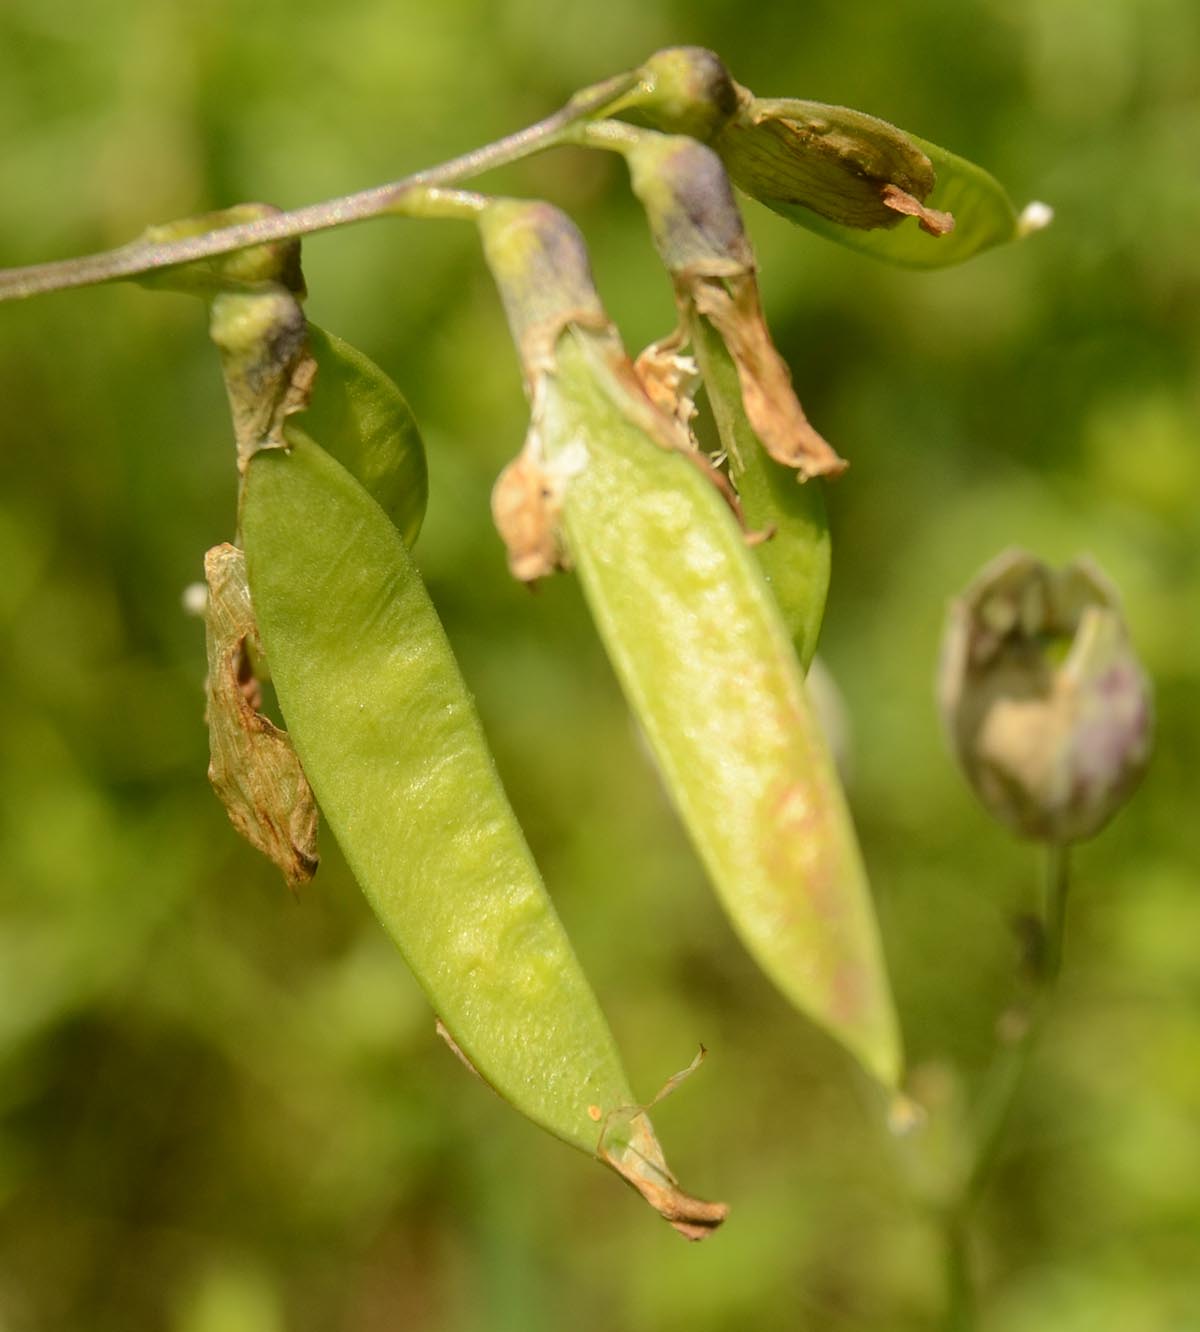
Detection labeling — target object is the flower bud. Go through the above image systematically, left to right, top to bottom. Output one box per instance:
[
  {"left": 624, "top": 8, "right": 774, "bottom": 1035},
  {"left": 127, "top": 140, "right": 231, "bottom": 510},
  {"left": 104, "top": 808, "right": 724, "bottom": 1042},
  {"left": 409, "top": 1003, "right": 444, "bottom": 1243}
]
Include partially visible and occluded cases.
[{"left": 938, "top": 550, "right": 1153, "bottom": 844}]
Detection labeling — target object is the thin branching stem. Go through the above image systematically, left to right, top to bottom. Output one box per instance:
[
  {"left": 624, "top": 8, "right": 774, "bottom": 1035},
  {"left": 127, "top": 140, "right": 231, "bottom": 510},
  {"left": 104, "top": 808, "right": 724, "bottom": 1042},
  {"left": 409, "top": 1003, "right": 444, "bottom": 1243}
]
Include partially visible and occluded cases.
[
  {"left": 0, "top": 70, "right": 641, "bottom": 302},
  {"left": 1042, "top": 840, "right": 1071, "bottom": 984},
  {"left": 940, "top": 841, "right": 1072, "bottom": 1328},
  {"left": 942, "top": 1208, "right": 976, "bottom": 1332}
]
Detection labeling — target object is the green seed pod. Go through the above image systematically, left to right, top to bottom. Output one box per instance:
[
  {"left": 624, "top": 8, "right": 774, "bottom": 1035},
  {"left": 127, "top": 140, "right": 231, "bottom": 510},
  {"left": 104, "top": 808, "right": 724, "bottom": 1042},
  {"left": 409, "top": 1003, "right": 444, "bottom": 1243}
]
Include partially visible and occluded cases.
[
  {"left": 627, "top": 46, "right": 1028, "bottom": 269},
  {"left": 628, "top": 48, "right": 942, "bottom": 234},
  {"left": 730, "top": 116, "right": 1026, "bottom": 268},
  {"left": 479, "top": 200, "right": 902, "bottom": 1088},
  {"left": 159, "top": 218, "right": 720, "bottom": 1233},
  {"left": 555, "top": 333, "right": 899, "bottom": 1086},
  {"left": 242, "top": 430, "right": 726, "bottom": 1237},
  {"left": 938, "top": 550, "right": 1154, "bottom": 843}
]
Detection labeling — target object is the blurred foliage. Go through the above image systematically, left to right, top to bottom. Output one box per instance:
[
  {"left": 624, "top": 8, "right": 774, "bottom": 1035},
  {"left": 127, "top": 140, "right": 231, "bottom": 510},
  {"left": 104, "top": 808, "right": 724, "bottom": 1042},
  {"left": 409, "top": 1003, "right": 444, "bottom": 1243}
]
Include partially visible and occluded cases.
[{"left": 0, "top": 1, "right": 1197, "bottom": 1328}]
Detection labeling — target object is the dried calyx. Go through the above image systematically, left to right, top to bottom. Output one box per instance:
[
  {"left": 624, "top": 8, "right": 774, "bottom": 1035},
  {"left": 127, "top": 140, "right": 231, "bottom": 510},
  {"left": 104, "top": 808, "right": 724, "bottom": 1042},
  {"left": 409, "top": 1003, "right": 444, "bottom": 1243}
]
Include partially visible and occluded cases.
[
  {"left": 618, "top": 130, "right": 846, "bottom": 479},
  {"left": 204, "top": 544, "right": 319, "bottom": 890}
]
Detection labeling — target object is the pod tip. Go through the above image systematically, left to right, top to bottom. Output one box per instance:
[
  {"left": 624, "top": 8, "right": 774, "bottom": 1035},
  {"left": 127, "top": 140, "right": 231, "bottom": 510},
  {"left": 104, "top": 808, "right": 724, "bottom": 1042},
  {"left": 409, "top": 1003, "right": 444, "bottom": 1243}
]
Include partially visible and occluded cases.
[
  {"left": 1017, "top": 200, "right": 1054, "bottom": 238},
  {"left": 602, "top": 1111, "right": 729, "bottom": 1240}
]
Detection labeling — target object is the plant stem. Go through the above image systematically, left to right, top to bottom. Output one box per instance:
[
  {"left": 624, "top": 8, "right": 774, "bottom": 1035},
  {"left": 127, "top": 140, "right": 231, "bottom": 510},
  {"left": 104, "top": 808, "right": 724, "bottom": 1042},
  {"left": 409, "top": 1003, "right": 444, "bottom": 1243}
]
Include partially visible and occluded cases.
[
  {"left": 0, "top": 70, "right": 641, "bottom": 303},
  {"left": 565, "top": 118, "right": 647, "bottom": 153},
  {"left": 1042, "top": 840, "right": 1071, "bottom": 984},
  {"left": 940, "top": 842, "right": 1071, "bottom": 1324},
  {"left": 942, "top": 1208, "right": 975, "bottom": 1332}
]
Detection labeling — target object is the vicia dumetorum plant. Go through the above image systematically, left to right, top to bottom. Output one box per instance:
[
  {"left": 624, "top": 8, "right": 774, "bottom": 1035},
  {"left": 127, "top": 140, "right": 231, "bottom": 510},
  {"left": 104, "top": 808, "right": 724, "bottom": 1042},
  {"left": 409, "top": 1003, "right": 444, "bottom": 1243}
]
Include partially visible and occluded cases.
[{"left": 5, "top": 43, "right": 1149, "bottom": 1276}]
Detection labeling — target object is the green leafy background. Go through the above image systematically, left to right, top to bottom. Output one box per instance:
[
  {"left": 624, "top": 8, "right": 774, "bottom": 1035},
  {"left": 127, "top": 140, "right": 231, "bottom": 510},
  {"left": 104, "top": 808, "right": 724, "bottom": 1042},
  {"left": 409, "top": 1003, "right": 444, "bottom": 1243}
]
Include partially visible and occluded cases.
[{"left": 0, "top": 1, "right": 1197, "bottom": 1328}]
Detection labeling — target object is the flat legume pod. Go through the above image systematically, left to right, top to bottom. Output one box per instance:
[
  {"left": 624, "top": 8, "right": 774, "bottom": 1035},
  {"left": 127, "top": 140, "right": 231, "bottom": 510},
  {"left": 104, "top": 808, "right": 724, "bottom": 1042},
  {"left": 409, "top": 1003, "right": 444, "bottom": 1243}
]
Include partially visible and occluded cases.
[
  {"left": 544, "top": 330, "right": 902, "bottom": 1089},
  {"left": 241, "top": 430, "right": 724, "bottom": 1235}
]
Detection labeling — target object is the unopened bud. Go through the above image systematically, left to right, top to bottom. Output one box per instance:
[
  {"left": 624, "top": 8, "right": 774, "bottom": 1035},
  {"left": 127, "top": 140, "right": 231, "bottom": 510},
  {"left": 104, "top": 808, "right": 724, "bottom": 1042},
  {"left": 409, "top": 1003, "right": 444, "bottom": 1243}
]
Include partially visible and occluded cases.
[{"left": 938, "top": 550, "right": 1153, "bottom": 844}]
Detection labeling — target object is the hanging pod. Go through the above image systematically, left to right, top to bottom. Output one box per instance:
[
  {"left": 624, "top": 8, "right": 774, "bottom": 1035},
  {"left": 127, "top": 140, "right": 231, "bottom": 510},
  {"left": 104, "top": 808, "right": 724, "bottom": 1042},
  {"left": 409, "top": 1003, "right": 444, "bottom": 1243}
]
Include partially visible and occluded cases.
[
  {"left": 481, "top": 200, "right": 903, "bottom": 1089},
  {"left": 131, "top": 205, "right": 723, "bottom": 1233},
  {"left": 160, "top": 213, "right": 725, "bottom": 1236},
  {"left": 550, "top": 332, "right": 899, "bottom": 1088},
  {"left": 241, "top": 429, "right": 725, "bottom": 1237}
]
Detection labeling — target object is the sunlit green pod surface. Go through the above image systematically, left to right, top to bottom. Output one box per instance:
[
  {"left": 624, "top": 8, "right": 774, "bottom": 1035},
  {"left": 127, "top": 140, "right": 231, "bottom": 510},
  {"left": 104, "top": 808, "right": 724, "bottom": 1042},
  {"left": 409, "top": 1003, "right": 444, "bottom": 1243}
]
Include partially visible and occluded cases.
[
  {"left": 297, "top": 324, "right": 428, "bottom": 547},
  {"left": 547, "top": 331, "right": 901, "bottom": 1088},
  {"left": 241, "top": 431, "right": 724, "bottom": 1235},
  {"left": 242, "top": 432, "right": 625, "bottom": 1148}
]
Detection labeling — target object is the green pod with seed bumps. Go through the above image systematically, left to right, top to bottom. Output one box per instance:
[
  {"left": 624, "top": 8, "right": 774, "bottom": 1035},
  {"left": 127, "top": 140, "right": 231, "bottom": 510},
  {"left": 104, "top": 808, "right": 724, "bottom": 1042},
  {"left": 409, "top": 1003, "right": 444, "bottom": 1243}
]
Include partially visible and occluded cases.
[
  {"left": 481, "top": 201, "right": 901, "bottom": 1088},
  {"left": 174, "top": 214, "right": 722, "bottom": 1234},
  {"left": 554, "top": 334, "right": 898, "bottom": 1086},
  {"left": 241, "top": 430, "right": 724, "bottom": 1238}
]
